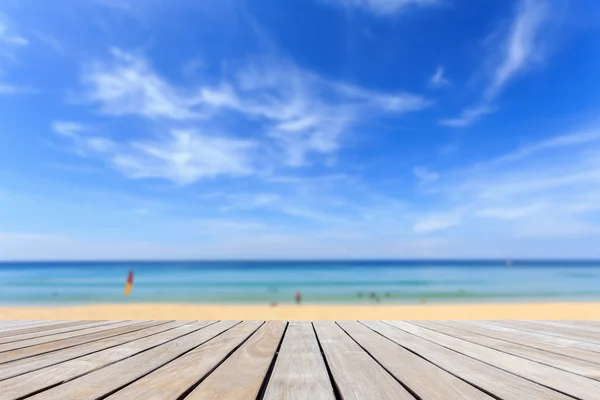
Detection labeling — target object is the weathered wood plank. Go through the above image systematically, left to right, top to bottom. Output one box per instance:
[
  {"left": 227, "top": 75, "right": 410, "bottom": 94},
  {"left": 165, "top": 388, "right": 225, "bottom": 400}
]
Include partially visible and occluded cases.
[
  {"left": 0, "top": 320, "right": 193, "bottom": 380},
  {"left": 0, "top": 320, "right": 161, "bottom": 364},
  {"left": 0, "top": 320, "right": 116, "bottom": 345},
  {"left": 0, "top": 320, "right": 135, "bottom": 353},
  {"left": 338, "top": 320, "right": 492, "bottom": 400},
  {"left": 363, "top": 320, "right": 572, "bottom": 400},
  {"left": 385, "top": 320, "right": 600, "bottom": 400},
  {"left": 413, "top": 320, "right": 600, "bottom": 379},
  {"left": 438, "top": 320, "right": 600, "bottom": 364},
  {"left": 489, "top": 320, "right": 600, "bottom": 344},
  {"left": 0, "top": 321, "right": 214, "bottom": 400},
  {"left": 0, "top": 321, "right": 91, "bottom": 338},
  {"left": 0, "top": 321, "right": 38, "bottom": 329},
  {"left": 22, "top": 321, "right": 238, "bottom": 400},
  {"left": 105, "top": 321, "right": 263, "bottom": 400},
  {"left": 186, "top": 321, "right": 286, "bottom": 400},
  {"left": 263, "top": 321, "right": 336, "bottom": 400},
  {"left": 314, "top": 321, "right": 414, "bottom": 400},
  {"left": 464, "top": 321, "right": 600, "bottom": 353},
  {"left": 521, "top": 321, "right": 600, "bottom": 333}
]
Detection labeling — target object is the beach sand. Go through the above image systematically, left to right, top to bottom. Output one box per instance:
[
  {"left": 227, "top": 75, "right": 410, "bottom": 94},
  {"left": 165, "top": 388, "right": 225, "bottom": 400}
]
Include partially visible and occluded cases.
[{"left": 0, "top": 302, "right": 599, "bottom": 320}]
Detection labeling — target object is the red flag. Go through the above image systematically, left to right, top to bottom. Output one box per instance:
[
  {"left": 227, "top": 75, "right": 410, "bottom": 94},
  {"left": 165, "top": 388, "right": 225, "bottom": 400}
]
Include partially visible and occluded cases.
[{"left": 124, "top": 270, "right": 134, "bottom": 296}]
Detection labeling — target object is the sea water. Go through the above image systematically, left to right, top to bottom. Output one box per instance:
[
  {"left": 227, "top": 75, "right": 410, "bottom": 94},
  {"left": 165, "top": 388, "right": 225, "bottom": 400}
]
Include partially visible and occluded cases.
[{"left": 0, "top": 260, "right": 599, "bottom": 306}]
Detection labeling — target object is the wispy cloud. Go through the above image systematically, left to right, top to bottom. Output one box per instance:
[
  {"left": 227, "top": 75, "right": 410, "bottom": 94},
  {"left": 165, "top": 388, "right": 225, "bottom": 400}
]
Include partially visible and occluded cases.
[
  {"left": 320, "top": 0, "right": 441, "bottom": 15},
  {"left": 441, "top": 0, "right": 551, "bottom": 127},
  {"left": 486, "top": 0, "right": 549, "bottom": 100},
  {"left": 0, "top": 14, "right": 28, "bottom": 46},
  {"left": 35, "top": 32, "right": 64, "bottom": 54},
  {"left": 77, "top": 48, "right": 430, "bottom": 173},
  {"left": 428, "top": 65, "right": 451, "bottom": 88},
  {"left": 0, "top": 82, "right": 36, "bottom": 94},
  {"left": 439, "top": 104, "right": 495, "bottom": 127},
  {"left": 53, "top": 122, "right": 256, "bottom": 184},
  {"left": 419, "top": 122, "right": 600, "bottom": 239},
  {"left": 111, "top": 130, "right": 255, "bottom": 184},
  {"left": 413, "top": 166, "right": 439, "bottom": 183},
  {"left": 413, "top": 212, "right": 461, "bottom": 233}
]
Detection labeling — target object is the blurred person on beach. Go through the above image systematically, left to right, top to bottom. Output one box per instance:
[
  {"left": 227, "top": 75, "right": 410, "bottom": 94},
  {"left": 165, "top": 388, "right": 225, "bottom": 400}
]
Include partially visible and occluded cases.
[{"left": 295, "top": 291, "right": 302, "bottom": 304}]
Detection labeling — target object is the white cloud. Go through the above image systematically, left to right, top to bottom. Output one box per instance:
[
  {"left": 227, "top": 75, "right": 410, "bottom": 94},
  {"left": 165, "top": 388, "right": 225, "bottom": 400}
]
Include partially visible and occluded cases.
[
  {"left": 321, "top": 0, "right": 440, "bottom": 15},
  {"left": 441, "top": 0, "right": 551, "bottom": 127},
  {"left": 486, "top": 0, "right": 549, "bottom": 99},
  {"left": 0, "top": 14, "right": 28, "bottom": 46},
  {"left": 35, "top": 32, "right": 64, "bottom": 54},
  {"left": 82, "top": 48, "right": 203, "bottom": 120},
  {"left": 79, "top": 49, "right": 430, "bottom": 169},
  {"left": 428, "top": 65, "right": 450, "bottom": 88},
  {"left": 0, "top": 83, "right": 35, "bottom": 94},
  {"left": 439, "top": 104, "right": 494, "bottom": 127},
  {"left": 52, "top": 121, "right": 87, "bottom": 137},
  {"left": 53, "top": 122, "right": 255, "bottom": 184},
  {"left": 422, "top": 123, "right": 600, "bottom": 240},
  {"left": 112, "top": 130, "right": 255, "bottom": 184},
  {"left": 413, "top": 167, "right": 439, "bottom": 183},
  {"left": 476, "top": 204, "right": 543, "bottom": 220},
  {"left": 413, "top": 213, "right": 461, "bottom": 233}
]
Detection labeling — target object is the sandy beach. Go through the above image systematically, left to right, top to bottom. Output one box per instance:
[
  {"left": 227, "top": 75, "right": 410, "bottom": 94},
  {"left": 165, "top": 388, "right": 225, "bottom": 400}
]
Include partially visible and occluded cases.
[{"left": 0, "top": 302, "right": 599, "bottom": 320}]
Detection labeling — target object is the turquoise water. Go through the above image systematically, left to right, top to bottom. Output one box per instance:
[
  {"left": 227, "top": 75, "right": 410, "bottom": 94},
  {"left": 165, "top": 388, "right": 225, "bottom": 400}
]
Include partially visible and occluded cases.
[{"left": 1, "top": 261, "right": 600, "bottom": 305}]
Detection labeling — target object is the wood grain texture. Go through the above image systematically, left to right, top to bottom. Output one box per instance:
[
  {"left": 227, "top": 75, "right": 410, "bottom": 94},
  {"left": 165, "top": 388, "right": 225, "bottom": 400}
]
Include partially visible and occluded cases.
[
  {"left": 0, "top": 320, "right": 192, "bottom": 381},
  {"left": 0, "top": 320, "right": 160, "bottom": 364},
  {"left": 0, "top": 320, "right": 136, "bottom": 353},
  {"left": 338, "top": 320, "right": 492, "bottom": 400},
  {"left": 364, "top": 320, "right": 573, "bottom": 400},
  {"left": 385, "top": 320, "right": 600, "bottom": 400},
  {"left": 437, "top": 320, "right": 600, "bottom": 365},
  {"left": 488, "top": 320, "right": 600, "bottom": 344},
  {"left": 519, "top": 320, "right": 600, "bottom": 333},
  {"left": 0, "top": 321, "right": 213, "bottom": 400},
  {"left": 0, "top": 321, "right": 110, "bottom": 345},
  {"left": 0, "top": 321, "right": 87, "bottom": 338},
  {"left": 23, "top": 321, "right": 237, "bottom": 400},
  {"left": 105, "top": 321, "right": 263, "bottom": 400},
  {"left": 186, "top": 321, "right": 286, "bottom": 400},
  {"left": 263, "top": 321, "right": 335, "bottom": 400},
  {"left": 314, "top": 321, "right": 414, "bottom": 400},
  {"left": 414, "top": 321, "right": 600, "bottom": 379}
]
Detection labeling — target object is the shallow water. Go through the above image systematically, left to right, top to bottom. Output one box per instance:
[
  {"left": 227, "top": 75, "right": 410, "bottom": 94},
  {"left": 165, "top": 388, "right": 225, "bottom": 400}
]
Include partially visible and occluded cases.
[{"left": 1, "top": 260, "right": 599, "bottom": 305}]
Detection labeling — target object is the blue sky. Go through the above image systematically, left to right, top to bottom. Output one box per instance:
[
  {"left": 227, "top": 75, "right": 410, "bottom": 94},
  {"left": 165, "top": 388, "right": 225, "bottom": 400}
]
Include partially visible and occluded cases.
[{"left": 2, "top": 0, "right": 600, "bottom": 260}]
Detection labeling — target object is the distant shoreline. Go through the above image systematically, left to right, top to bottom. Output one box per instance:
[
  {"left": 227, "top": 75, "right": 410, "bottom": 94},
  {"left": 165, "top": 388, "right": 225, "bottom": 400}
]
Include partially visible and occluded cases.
[{"left": 1, "top": 302, "right": 599, "bottom": 320}]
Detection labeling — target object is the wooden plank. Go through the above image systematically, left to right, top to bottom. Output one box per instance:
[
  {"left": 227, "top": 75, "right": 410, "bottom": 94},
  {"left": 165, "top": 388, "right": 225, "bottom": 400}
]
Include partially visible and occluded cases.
[
  {"left": 0, "top": 320, "right": 194, "bottom": 380},
  {"left": 0, "top": 320, "right": 160, "bottom": 363},
  {"left": 0, "top": 320, "right": 117, "bottom": 345},
  {"left": 0, "top": 320, "right": 131, "bottom": 353},
  {"left": 363, "top": 320, "right": 572, "bottom": 400},
  {"left": 385, "top": 320, "right": 600, "bottom": 400},
  {"left": 438, "top": 320, "right": 600, "bottom": 364},
  {"left": 489, "top": 320, "right": 600, "bottom": 344},
  {"left": 0, "top": 321, "right": 215, "bottom": 400},
  {"left": 0, "top": 321, "right": 87, "bottom": 338},
  {"left": 22, "top": 321, "right": 239, "bottom": 400},
  {"left": 108, "top": 321, "right": 265, "bottom": 400},
  {"left": 185, "top": 321, "right": 285, "bottom": 400},
  {"left": 263, "top": 321, "right": 336, "bottom": 400},
  {"left": 314, "top": 321, "right": 414, "bottom": 400},
  {"left": 338, "top": 321, "right": 492, "bottom": 400},
  {"left": 413, "top": 321, "right": 600, "bottom": 379},
  {"left": 463, "top": 321, "right": 600, "bottom": 353},
  {"left": 521, "top": 321, "right": 600, "bottom": 333},
  {"left": 554, "top": 321, "right": 600, "bottom": 329}
]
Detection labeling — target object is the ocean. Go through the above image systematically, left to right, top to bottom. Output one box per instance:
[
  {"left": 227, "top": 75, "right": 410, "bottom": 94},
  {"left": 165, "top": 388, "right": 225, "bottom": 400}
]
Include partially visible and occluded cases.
[{"left": 1, "top": 260, "right": 599, "bottom": 306}]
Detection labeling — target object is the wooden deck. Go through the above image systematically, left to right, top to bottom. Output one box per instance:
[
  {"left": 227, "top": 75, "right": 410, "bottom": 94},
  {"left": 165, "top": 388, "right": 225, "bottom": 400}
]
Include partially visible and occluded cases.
[{"left": 0, "top": 320, "right": 599, "bottom": 399}]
